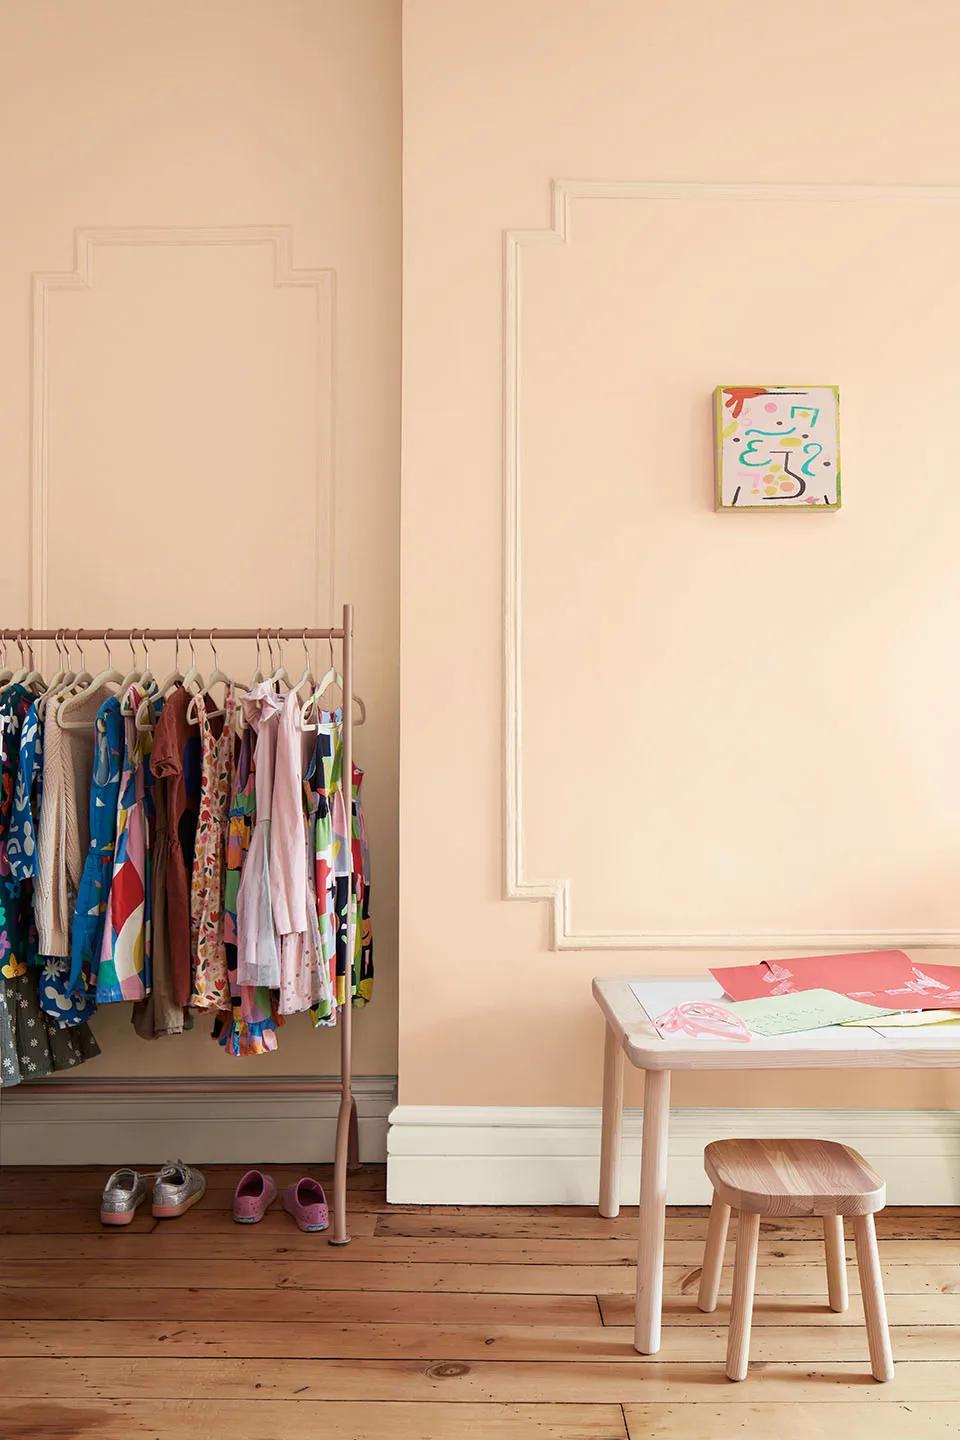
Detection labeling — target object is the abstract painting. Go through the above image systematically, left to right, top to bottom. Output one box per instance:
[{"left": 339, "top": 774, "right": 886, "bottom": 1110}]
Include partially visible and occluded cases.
[{"left": 715, "top": 385, "right": 840, "bottom": 510}]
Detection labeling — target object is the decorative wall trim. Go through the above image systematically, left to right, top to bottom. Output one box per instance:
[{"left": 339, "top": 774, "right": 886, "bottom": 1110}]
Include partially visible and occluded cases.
[
  {"left": 503, "top": 179, "right": 960, "bottom": 949},
  {"left": 30, "top": 225, "right": 336, "bottom": 628},
  {"left": 0, "top": 1074, "right": 395, "bottom": 1166},
  {"left": 388, "top": 1102, "right": 960, "bottom": 1205}
]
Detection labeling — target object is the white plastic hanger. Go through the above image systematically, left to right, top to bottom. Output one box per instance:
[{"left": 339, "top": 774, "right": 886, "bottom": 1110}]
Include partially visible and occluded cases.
[
  {"left": 266, "top": 628, "right": 290, "bottom": 691},
  {"left": 289, "top": 629, "right": 316, "bottom": 700},
  {"left": 119, "top": 630, "right": 158, "bottom": 718},
  {"left": 137, "top": 630, "right": 184, "bottom": 732},
  {"left": 37, "top": 631, "right": 75, "bottom": 717},
  {"left": 58, "top": 632, "right": 125, "bottom": 731},
  {"left": 180, "top": 632, "right": 206, "bottom": 698},
  {"left": 0, "top": 633, "right": 45, "bottom": 696},
  {"left": 56, "top": 633, "right": 93, "bottom": 702},
  {"left": 300, "top": 634, "right": 366, "bottom": 732},
  {"left": 186, "top": 635, "right": 233, "bottom": 723},
  {"left": 0, "top": 636, "right": 13, "bottom": 687}
]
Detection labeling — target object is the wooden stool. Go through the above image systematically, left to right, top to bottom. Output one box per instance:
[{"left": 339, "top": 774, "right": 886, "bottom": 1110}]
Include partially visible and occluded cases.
[{"left": 697, "top": 1138, "right": 893, "bottom": 1383}]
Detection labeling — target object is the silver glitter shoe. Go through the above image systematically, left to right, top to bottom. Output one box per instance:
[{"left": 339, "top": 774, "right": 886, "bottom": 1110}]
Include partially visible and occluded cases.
[
  {"left": 152, "top": 1160, "right": 206, "bottom": 1219},
  {"left": 100, "top": 1167, "right": 149, "bottom": 1226}
]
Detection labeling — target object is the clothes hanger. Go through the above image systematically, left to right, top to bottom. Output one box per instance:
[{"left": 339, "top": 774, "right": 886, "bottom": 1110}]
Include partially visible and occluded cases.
[
  {"left": 266, "top": 628, "right": 290, "bottom": 691},
  {"left": 154, "top": 629, "right": 186, "bottom": 698},
  {"left": 289, "top": 629, "right": 316, "bottom": 700},
  {"left": 44, "top": 630, "right": 72, "bottom": 694},
  {"left": 119, "top": 630, "right": 158, "bottom": 715},
  {"left": 137, "top": 630, "right": 181, "bottom": 733},
  {"left": 247, "top": 630, "right": 266, "bottom": 690},
  {"left": 37, "top": 631, "right": 75, "bottom": 716},
  {"left": 57, "top": 631, "right": 93, "bottom": 700},
  {"left": 58, "top": 631, "right": 125, "bottom": 731},
  {"left": 0, "top": 632, "right": 44, "bottom": 696},
  {"left": 181, "top": 632, "right": 206, "bottom": 697},
  {"left": 0, "top": 634, "right": 29, "bottom": 695},
  {"left": 186, "top": 634, "right": 233, "bottom": 723},
  {"left": 300, "top": 634, "right": 367, "bottom": 732},
  {"left": 0, "top": 637, "right": 13, "bottom": 687},
  {"left": 22, "top": 637, "right": 46, "bottom": 694}
]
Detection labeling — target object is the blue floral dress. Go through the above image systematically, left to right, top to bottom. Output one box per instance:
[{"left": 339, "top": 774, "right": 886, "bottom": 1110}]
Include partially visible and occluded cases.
[{"left": 0, "top": 685, "right": 99, "bottom": 1086}]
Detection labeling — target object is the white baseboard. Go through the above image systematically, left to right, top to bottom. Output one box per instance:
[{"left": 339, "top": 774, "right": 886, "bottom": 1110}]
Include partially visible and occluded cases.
[
  {"left": 0, "top": 1075, "right": 396, "bottom": 1166},
  {"left": 387, "top": 1105, "right": 960, "bottom": 1206}
]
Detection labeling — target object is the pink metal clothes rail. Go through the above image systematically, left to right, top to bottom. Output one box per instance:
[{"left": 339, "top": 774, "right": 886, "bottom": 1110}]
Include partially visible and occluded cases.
[{"left": 1, "top": 603, "right": 361, "bottom": 1246}]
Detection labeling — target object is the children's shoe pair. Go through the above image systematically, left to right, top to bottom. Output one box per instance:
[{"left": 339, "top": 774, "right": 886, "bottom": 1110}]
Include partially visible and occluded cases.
[
  {"left": 100, "top": 1161, "right": 206, "bottom": 1225},
  {"left": 233, "top": 1168, "right": 329, "bottom": 1232}
]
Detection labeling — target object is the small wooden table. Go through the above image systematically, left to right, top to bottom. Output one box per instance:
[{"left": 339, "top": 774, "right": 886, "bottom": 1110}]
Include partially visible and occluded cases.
[{"left": 593, "top": 974, "right": 960, "bottom": 1355}]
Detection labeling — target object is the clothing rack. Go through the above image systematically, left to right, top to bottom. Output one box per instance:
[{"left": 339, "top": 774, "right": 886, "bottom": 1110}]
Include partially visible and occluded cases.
[{"left": 1, "top": 603, "right": 360, "bottom": 1246}]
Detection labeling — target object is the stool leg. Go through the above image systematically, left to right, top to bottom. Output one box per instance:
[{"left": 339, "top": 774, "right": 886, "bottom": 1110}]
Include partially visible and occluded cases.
[
  {"left": 698, "top": 1192, "right": 731, "bottom": 1313},
  {"left": 726, "top": 1210, "right": 760, "bottom": 1382},
  {"left": 853, "top": 1214, "right": 894, "bottom": 1382},
  {"left": 823, "top": 1215, "right": 848, "bottom": 1313}
]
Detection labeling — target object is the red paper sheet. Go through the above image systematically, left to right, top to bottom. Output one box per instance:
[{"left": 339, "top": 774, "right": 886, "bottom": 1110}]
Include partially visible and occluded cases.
[{"left": 710, "top": 950, "right": 960, "bottom": 1010}]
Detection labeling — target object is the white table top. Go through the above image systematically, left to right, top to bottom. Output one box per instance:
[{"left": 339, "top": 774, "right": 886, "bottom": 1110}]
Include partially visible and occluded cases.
[{"left": 593, "top": 975, "right": 960, "bottom": 1072}]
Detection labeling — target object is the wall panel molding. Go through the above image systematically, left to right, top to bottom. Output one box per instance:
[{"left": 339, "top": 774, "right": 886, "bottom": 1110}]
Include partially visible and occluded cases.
[
  {"left": 503, "top": 179, "right": 960, "bottom": 951},
  {"left": 31, "top": 225, "right": 336, "bottom": 628},
  {"left": 0, "top": 1074, "right": 395, "bottom": 1166},
  {"left": 388, "top": 1102, "right": 960, "bottom": 1205}
]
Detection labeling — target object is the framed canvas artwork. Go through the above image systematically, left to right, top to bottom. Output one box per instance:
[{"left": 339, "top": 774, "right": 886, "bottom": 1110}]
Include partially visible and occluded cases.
[{"left": 715, "top": 385, "right": 840, "bottom": 510}]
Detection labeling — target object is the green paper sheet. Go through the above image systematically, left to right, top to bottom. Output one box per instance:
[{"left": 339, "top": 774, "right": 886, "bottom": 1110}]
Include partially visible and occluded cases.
[{"left": 728, "top": 988, "right": 897, "bottom": 1037}]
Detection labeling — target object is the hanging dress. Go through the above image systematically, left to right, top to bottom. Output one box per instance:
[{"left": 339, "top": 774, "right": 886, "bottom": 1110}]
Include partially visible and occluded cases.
[
  {"left": 236, "top": 683, "right": 283, "bottom": 990},
  {"left": 0, "top": 685, "right": 99, "bottom": 1086},
  {"left": 149, "top": 685, "right": 200, "bottom": 1008},
  {"left": 190, "top": 688, "right": 236, "bottom": 1012},
  {"left": 273, "top": 689, "right": 329, "bottom": 1016},
  {"left": 96, "top": 692, "right": 151, "bottom": 1002},
  {"left": 69, "top": 695, "right": 123, "bottom": 1006},
  {"left": 7, "top": 698, "right": 42, "bottom": 886},
  {"left": 312, "top": 709, "right": 374, "bottom": 1013},
  {"left": 132, "top": 722, "right": 191, "bottom": 1038},
  {"left": 214, "top": 726, "right": 281, "bottom": 1056},
  {"left": 302, "top": 728, "right": 335, "bottom": 1027}
]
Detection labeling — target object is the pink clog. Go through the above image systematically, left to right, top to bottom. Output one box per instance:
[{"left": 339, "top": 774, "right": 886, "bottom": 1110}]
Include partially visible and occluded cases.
[
  {"left": 232, "top": 1169, "right": 277, "bottom": 1224},
  {"left": 282, "top": 1177, "right": 329, "bottom": 1232}
]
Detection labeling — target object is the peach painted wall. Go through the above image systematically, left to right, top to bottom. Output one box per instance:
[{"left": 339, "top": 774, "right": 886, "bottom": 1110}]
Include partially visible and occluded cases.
[
  {"left": 0, "top": 0, "right": 400, "bottom": 1078},
  {"left": 399, "top": 0, "right": 960, "bottom": 1109}
]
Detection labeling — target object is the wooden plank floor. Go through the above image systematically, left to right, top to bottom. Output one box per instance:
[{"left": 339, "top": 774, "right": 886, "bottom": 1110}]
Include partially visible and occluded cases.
[{"left": 1, "top": 1166, "right": 959, "bottom": 1438}]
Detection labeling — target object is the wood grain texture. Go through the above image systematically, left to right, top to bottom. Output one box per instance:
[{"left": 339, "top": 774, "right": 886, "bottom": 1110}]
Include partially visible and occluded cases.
[
  {"left": 599, "top": 1022, "right": 625, "bottom": 1218},
  {"left": 704, "top": 1138, "right": 885, "bottom": 1217},
  {"left": 0, "top": 1167, "right": 954, "bottom": 1437},
  {"left": 696, "top": 1196, "right": 730, "bottom": 1313},
  {"left": 726, "top": 1210, "right": 761, "bottom": 1380},
  {"left": 854, "top": 1213, "right": 896, "bottom": 1382},
  {"left": 825, "top": 1214, "right": 849, "bottom": 1312},
  {"left": 3, "top": 1356, "right": 960, "bottom": 1402},
  {"left": 0, "top": 1400, "right": 628, "bottom": 1439},
  {"left": 624, "top": 1405, "right": 960, "bottom": 1438}
]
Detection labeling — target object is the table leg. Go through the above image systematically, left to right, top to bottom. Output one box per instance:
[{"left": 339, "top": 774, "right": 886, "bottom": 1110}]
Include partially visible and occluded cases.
[
  {"left": 598, "top": 1022, "right": 625, "bottom": 1218},
  {"left": 634, "top": 1067, "right": 671, "bottom": 1354}
]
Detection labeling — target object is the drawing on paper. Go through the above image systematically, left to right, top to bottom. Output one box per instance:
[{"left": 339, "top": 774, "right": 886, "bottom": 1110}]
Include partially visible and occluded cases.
[{"left": 715, "top": 385, "right": 840, "bottom": 510}]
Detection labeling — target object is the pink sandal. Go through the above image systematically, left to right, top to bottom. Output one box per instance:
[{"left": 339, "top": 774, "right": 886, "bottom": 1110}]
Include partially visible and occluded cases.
[
  {"left": 233, "top": 1169, "right": 277, "bottom": 1224},
  {"left": 282, "top": 1178, "right": 329, "bottom": 1232}
]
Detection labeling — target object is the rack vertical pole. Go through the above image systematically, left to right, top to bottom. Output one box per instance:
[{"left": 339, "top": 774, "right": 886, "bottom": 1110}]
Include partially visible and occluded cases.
[{"left": 329, "top": 601, "right": 355, "bottom": 1244}]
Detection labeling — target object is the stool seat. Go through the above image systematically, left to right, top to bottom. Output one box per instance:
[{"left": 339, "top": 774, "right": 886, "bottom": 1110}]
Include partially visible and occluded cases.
[
  {"left": 699, "top": 1137, "right": 893, "bottom": 1383},
  {"left": 704, "top": 1138, "right": 885, "bottom": 1217}
]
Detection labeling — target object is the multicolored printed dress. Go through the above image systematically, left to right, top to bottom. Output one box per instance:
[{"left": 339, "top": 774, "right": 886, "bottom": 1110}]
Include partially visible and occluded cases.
[
  {"left": 0, "top": 685, "right": 99, "bottom": 1086},
  {"left": 190, "top": 689, "right": 236, "bottom": 1012},
  {"left": 96, "top": 693, "right": 151, "bottom": 1003},
  {"left": 69, "top": 695, "right": 123, "bottom": 1005},
  {"left": 311, "top": 710, "right": 373, "bottom": 1016},
  {"left": 213, "top": 725, "right": 281, "bottom": 1056}
]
